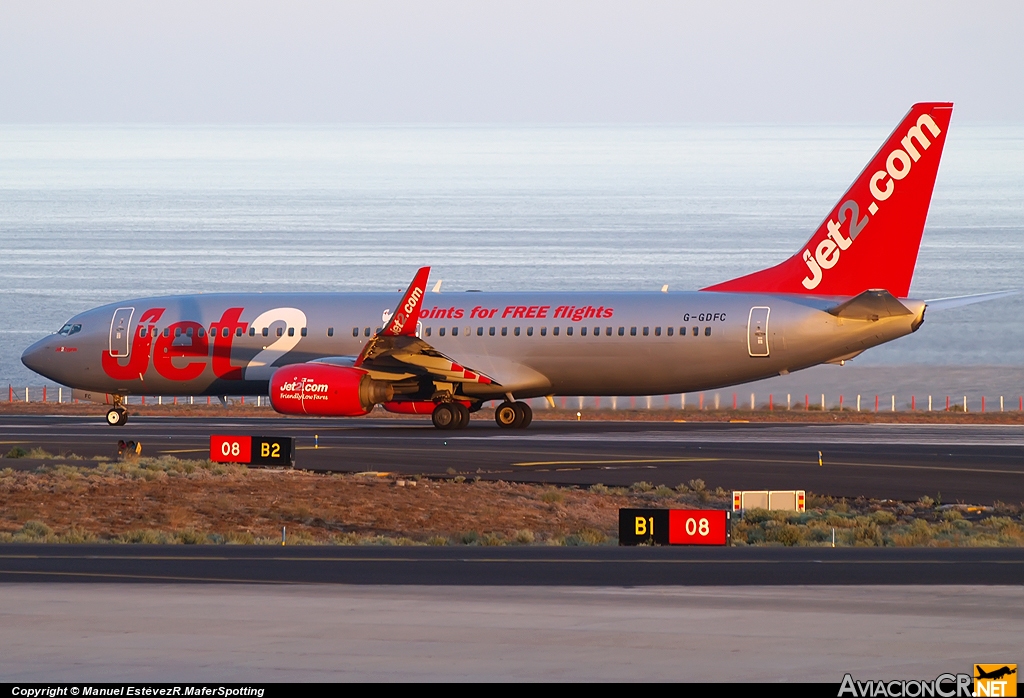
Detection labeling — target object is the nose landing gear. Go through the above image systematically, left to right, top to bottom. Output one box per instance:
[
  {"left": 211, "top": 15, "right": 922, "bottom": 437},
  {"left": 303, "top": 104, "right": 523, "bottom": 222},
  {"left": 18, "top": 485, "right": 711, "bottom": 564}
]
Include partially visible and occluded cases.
[
  {"left": 104, "top": 395, "right": 129, "bottom": 426},
  {"left": 106, "top": 406, "right": 129, "bottom": 426}
]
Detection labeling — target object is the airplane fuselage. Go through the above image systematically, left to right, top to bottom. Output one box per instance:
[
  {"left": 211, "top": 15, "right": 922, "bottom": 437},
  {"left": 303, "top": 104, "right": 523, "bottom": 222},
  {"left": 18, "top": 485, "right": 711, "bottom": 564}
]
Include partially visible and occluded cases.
[{"left": 22, "top": 290, "right": 925, "bottom": 401}]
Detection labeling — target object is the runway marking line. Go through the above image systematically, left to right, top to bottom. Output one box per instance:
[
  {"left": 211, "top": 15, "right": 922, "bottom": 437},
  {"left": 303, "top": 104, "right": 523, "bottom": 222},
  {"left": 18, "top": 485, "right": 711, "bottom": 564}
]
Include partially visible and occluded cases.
[
  {"left": 159, "top": 449, "right": 208, "bottom": 454},
  {"left": 513, "top": 457, "right": 720, "bottom": 467},
  {"left": 744, "top": 457, "right": 1024, "bottom": 476}
]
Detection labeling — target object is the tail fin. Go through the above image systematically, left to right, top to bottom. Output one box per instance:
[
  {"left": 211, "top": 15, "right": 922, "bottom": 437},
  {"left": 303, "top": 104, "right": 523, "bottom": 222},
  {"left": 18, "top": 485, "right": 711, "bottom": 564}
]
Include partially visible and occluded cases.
[{"left": 703, "top": 102, "right": 953, "bottom": 298}]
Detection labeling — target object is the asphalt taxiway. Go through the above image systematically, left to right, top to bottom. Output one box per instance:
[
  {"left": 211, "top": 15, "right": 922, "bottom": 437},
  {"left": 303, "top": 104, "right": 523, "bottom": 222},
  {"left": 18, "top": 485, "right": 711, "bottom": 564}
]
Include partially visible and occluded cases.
[
  {"left": 2, "top": 415, "right": 1023, "bottom": 502},
  {"left": 2, "top": 544, "right": 1023, "bottom": 585}
]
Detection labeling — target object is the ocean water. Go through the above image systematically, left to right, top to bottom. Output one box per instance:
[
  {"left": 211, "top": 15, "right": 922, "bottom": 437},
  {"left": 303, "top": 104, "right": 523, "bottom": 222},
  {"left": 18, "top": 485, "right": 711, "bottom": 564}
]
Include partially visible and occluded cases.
[{"left": 1, "top": 123, "right": 1022, "bottom": 390}]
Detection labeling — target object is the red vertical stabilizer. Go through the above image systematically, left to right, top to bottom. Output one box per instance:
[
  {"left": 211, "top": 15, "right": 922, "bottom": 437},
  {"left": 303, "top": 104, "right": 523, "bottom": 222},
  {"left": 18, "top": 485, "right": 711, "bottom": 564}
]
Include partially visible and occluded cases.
[{"left": 703, "top": 102, "right": 953, "bottom": 298}]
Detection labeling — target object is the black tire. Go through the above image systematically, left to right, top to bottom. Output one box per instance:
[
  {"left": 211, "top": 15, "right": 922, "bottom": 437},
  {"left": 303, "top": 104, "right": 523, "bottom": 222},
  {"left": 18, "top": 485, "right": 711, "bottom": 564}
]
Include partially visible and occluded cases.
[
  {"left": 495, "top": 401, "right": 522, "bottom": 429},
  {"left": 516, "top": 401, "right": 533, "bottom": 429},
  {"left": 432, "top": 403, "right": 458, "bottom": 430},
  {"left": 453, "top": 403, "right": 470, "bottom": 429},
  {"left": 106, "top": 408, "right": 127, "bottom": 427}
]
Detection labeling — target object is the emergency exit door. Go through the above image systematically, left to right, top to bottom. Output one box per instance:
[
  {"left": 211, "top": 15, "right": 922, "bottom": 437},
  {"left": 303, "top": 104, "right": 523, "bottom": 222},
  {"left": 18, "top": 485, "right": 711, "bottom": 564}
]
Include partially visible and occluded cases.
[
  {"left": 109, "top": 307, "right": 135, "bottom": 358},
  {"left": 747, "top": 307, "right": 770, "bottom": 357}
]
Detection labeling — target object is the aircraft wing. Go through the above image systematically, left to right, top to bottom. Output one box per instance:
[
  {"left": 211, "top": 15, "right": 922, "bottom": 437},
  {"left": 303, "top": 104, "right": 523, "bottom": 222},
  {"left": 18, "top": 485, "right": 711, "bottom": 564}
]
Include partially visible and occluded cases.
[{"left": 349, "top": 267, "right": 499, "bottom": 388}]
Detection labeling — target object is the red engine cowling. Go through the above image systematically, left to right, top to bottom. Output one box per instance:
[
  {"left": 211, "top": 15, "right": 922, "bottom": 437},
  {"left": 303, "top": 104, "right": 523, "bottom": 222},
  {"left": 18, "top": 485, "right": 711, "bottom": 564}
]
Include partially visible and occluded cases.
[{"left": 269, "top": 364, "right": 394, "bottom": 416}]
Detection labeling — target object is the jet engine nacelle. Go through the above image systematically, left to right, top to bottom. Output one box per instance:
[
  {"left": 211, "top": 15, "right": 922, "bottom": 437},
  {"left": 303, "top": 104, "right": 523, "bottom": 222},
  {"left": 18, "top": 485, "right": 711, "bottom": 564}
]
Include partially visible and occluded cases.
[{"left": 269, "top": 363, "right": 394, "bottom": 416}]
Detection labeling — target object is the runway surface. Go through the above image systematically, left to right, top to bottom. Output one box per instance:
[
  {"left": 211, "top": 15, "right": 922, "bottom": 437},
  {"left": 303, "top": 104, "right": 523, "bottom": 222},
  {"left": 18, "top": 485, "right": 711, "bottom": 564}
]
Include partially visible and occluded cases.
[
  {"left": 2, "top": 415, "right": 1023, "bottom": 502},
  {"left": 2, "top": 544, "right": 1024, "bottom": 585},
  {"left": 2, "top": 583, "right": 1021, "bottom": 682}
]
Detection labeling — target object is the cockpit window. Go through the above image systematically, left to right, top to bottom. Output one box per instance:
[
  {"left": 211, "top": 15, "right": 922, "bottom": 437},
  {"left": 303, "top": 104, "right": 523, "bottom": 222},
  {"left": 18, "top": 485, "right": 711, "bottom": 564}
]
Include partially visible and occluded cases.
[{"left": 57, "top": 323, "right": 82, "bottom": 336}]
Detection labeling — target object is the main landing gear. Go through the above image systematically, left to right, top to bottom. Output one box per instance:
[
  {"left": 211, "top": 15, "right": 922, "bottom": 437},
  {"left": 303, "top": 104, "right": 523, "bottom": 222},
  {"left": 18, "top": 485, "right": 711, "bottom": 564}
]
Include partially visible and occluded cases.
[
  {"left": 494, "top": 401, "right": 532, "bottom": 429},
  {"left": 431, "top": 402, "right": 470, "bottom": 430}
]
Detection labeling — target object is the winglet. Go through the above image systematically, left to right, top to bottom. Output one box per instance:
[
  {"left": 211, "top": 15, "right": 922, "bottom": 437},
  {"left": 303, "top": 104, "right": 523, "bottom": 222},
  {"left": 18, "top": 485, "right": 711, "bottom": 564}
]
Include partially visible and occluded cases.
[{"left": 383, "top": 267, "right": 430, "bottom": 337}]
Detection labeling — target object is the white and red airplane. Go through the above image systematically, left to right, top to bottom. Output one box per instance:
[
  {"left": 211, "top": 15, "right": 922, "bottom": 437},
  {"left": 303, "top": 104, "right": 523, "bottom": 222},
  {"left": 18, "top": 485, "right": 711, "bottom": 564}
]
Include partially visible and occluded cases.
[{"left": 21, "top": 102, "right": 1015, "bottom": 429}]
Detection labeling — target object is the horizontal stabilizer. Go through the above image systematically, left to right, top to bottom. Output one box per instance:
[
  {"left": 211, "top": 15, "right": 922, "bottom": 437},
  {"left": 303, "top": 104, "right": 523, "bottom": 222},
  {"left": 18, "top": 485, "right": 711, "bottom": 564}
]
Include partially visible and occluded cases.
[
  {"left": 827, "top": 289, "right": 912, "bottom": 321},
  {"left": 924, "top": 289, "right": 1020, "bottom": 311}
]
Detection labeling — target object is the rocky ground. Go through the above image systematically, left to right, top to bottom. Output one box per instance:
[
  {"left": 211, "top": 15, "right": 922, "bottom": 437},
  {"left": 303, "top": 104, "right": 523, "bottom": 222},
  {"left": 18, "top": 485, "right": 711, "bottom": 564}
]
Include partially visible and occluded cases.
[{"left": 1, "top": 452, "right": 1021, "bottom": 546}]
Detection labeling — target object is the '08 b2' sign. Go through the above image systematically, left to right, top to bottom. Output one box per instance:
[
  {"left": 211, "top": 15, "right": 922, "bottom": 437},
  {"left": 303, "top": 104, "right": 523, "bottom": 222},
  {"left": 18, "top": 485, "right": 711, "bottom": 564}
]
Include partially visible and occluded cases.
[
  {"left": 210, "top": 435, "right": 295, "bottom": 467},
  {"left": 619, "top": 508, "right": 730, "bottom": 546}
]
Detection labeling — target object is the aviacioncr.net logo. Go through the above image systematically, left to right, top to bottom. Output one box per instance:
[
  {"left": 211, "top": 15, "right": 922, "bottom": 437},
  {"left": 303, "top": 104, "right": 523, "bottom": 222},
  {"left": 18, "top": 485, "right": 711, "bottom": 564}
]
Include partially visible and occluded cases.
[{"left": 838, "top": 672, "right": 972, "bottom": 697}]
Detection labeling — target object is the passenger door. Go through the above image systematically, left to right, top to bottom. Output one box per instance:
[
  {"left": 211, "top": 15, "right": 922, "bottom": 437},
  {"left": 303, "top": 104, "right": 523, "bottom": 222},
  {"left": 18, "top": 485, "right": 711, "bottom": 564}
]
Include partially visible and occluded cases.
[
  {"left": 747, "top": 306, "right": 770, "bottom": 357},
  {"left": 109, "top": 307, "right": 135, "bottom": 358}
]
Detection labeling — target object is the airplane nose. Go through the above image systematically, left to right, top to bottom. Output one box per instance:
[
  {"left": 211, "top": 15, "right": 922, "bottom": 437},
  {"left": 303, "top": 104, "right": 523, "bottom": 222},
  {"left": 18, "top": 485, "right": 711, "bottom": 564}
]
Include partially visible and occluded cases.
[{"left": 21, "top": 339, "right": 51, "bottom": 376}]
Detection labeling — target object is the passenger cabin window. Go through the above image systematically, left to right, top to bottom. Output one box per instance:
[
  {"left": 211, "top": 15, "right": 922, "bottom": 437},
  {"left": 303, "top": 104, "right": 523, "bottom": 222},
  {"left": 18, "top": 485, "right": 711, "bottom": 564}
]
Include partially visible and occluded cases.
[
  {"left": 705, "top": 326, "right": 712, "bottom": 336},
  {"left": 186, "top": 327, "right": 193, "bottom": 337},
  {"left": 277, "top": 327, "right": 284, "bottom": 337},
  {"left": 287, "top": 327, "right": 294, "bottom": 337},
  {"left": 300, "top": 327, "right": 307, "bottom": 337},
  {"left": 327, "top": 327, "right": 334, "bottom": 337},
  {"left": 425, "top": 327, "right": 431, "bottom": 337},
  {"left": 439, "top": 327, "right": 446, "bottom": 337},
  {"left": 452, "top": 327, "right": 459, "bottom": 337},
  {"left": 477, "top": 327, "right": 483, "bottom": 336},
  {"left": 489, "top": 327, "right": 495, "bottom": 336},
  {"left": 501, "top": 327, "right": 507, "bottom": 336},
  {"left": 514, "top": 327, "right": 521, "bottom": 336},
  {"left": 527, "top": 327, "right": 534, "bottom": 336},
  {"left": 540, "top": 327, "right": 547, "bottom": 336},
  {"left": 553, "top": 327, "right": 560, "bottom": 336},
  {"left": 567, "top": 327, "right": 574, "bottom": 336},
  {"left": 581, "top": 327, "right": 587, "bottom": 337},
  {"left": 593, "top": 327, "right": 599, "bottom": 336},
  {"left": 605, "top": 327, "right": 612, "bottom": 336},
  {"left": 618, "top": 327, "right": 624, "bottom": 336},
  {"left": 630, "top": 327, "right": 637, "bottom": 336},
  {"left": 643, "top": 327, "right": 650, "bottom": 336},
  {"left": 655, "top": 327, "right": 661, "bottom": 336},
  {"left": 667, "top": 327, "right": 674, "bottom": 336},
  {"left": 679, "top": 327, "right": 686, "bottom": 336},
  {"left": 692, "top": 327, "right": 698, "bottom": 336},
  {"left": 163, "top": 328, "right": 170, "bottom": 337},
  {"left": 175, "top": 328, "right": 182, "bottom": 338},
  {"left": 197, "top": 328, "right": 204, "bottom": 338},
  {"left": 236, "top": 328, "right": 243, "bottom": 337},
  {"left": 249, "top": 328, "right": 255, "bottom": 337},
  {"left": 262, "top": 328, "right": 269, "bottom": 337},
  {"left": 352, "top": 328, "right": 359, "bottom": 337},
  {"left": 364, "top": 328, "right": 371, "bottom": 337}
]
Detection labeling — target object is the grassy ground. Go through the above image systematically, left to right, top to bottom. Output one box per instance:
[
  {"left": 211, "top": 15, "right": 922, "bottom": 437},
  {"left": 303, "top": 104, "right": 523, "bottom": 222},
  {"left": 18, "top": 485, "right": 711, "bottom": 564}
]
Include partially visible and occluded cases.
[{"left": 1, "top": 451, "right": 1021, "bottom": 546}]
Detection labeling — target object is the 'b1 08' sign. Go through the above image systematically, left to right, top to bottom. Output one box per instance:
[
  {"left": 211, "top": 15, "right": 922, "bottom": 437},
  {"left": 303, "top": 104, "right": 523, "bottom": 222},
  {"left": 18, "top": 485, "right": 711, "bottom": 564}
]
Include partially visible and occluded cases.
[
  {"left": 210, "top": 435, "right": 295, "bottom": 467},
  {"left": 618, "top": 509, "right": 730, "bottom": 546}
]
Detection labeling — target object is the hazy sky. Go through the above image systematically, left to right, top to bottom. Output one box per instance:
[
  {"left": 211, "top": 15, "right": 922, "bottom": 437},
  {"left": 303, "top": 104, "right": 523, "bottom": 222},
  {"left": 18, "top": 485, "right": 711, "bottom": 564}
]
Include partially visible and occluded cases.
[{"left": 1, "top": 1, "right": 1021, "bottom": 123}]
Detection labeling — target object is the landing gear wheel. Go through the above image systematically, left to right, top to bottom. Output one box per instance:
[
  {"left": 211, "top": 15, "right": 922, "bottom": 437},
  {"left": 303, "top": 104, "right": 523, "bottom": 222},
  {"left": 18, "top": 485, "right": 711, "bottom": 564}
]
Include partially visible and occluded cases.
[
  {"left": 495, "top": 401, "right": 523, "bottom": 429},
  {"left": 516, "top": 401, "right": 533, "bottom": 429},
  {"left": 432, "top": 403, "right": 458, "bottom": 430},
  {"left": 453, "top": 403, "right": 470, "bottom": 429},
  {"left": 106, "top": 408, "right": 128, "bottom": 427}
]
